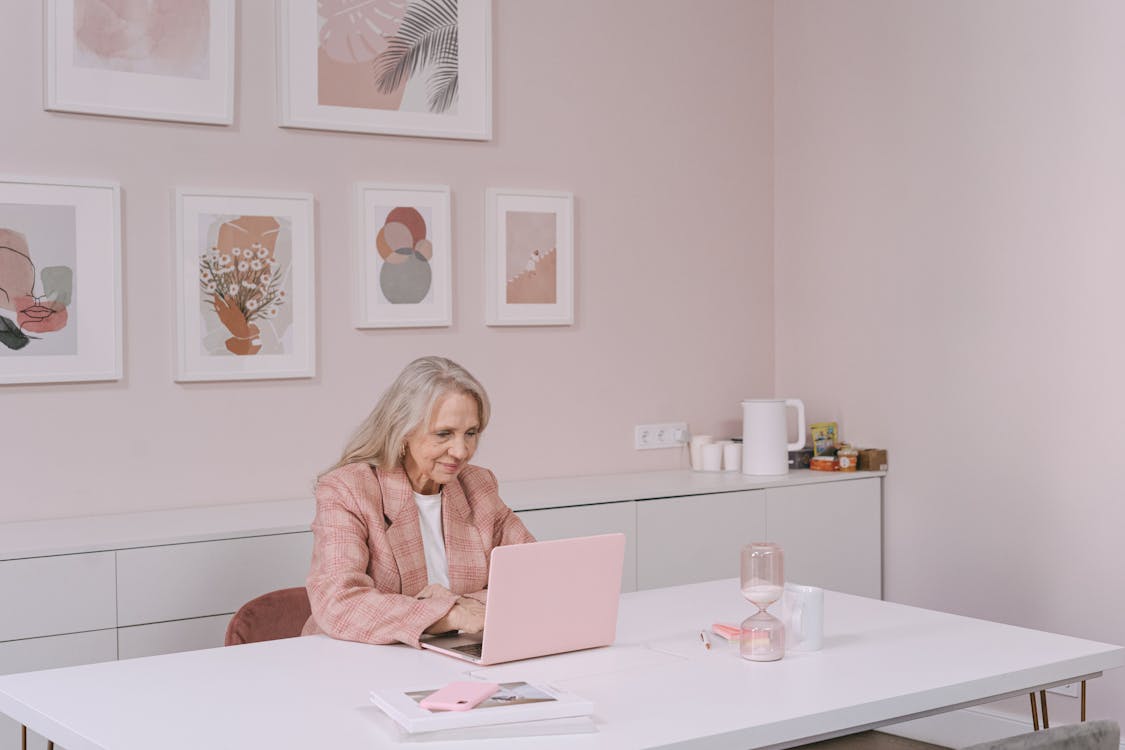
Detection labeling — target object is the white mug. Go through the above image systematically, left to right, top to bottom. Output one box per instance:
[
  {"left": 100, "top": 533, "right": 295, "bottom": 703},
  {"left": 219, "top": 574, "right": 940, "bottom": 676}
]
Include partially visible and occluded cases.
[
  {"left": 690, "top": 435, "right": 713, "bottom": 471},
  {"left": 722, "top": 441, "right": 741, "bottom": 472},
  {"left": 701, "top": 442, "right": 723, "bottom": 471},
  {"left": 782, "top": 583, "right": 824, "bottom": 652}
]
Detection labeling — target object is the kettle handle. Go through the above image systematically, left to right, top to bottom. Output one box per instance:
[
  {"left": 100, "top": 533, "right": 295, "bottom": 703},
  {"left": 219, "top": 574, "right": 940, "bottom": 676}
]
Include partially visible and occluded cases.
[{"left": 786, "top": 399, "right": 806, "bottom": 451}]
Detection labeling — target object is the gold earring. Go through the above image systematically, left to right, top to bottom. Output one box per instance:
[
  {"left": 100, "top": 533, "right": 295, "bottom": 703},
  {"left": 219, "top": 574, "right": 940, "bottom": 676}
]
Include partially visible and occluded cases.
[{"left": 400, "top": 445, "right": 406, "bottom": 457}]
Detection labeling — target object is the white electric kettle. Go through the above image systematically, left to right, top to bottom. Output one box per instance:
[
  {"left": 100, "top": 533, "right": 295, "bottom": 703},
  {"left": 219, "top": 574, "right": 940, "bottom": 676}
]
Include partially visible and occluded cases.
[{"left": 741, "top": 399, "right": 806, "bottom": 476}]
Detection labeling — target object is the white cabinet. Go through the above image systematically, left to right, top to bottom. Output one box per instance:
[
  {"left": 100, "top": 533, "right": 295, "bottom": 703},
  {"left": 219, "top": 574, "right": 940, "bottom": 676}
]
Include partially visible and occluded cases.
[
  {"left": 765, "top": 478, "right": 882, "bottom": 598},
  {"left": 636, "top": 490, "right": 767, "bottom": 590},
  {"left": 517, "top": 502, "right": 637, "bottom": 592},
  {"left": 116, "top": 532, "right": 313, "bottom": 626},
  {"left": 0, "top": 552, "right": 116, "bottom": 641},
  {"left": 118, "top": 615, "right": 232, "bottom": 660}
]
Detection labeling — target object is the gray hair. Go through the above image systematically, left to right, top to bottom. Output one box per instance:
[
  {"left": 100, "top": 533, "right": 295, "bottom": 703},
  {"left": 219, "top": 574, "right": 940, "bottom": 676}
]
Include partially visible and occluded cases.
[{"left": 328, "top": 356, "right": 490, "bottom": 474}]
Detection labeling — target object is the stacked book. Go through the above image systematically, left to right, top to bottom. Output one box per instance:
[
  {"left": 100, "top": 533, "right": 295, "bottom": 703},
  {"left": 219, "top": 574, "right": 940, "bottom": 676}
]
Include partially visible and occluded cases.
[{"left": 369, "top": 680, "right": 596, "bottom": 742}]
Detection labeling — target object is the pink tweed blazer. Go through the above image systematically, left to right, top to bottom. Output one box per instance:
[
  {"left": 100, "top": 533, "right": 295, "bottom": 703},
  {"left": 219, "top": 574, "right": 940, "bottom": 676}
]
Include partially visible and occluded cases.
[{"left": 302, "top": 462, "right": 534, "bottom": 647}]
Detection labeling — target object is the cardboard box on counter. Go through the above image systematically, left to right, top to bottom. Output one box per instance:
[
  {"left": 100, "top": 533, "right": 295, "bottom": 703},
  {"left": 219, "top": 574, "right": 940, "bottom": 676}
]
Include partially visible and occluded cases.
[{"left": 858, "top": 449, "right": 888, "bottom": 471}]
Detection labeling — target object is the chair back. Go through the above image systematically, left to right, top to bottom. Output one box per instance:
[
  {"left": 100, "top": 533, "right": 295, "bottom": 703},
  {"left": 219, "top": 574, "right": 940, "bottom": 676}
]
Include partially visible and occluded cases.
[
  {"left": 224, "top": 587, "right": 311, "bottom": 646},
  {"left": 961, "top": 721, "right": 1120, "bottom": 750}
]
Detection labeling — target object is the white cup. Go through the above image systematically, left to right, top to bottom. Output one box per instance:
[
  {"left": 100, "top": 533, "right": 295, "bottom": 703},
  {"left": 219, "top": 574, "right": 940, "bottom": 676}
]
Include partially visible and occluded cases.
[
  {"left": 690, "top": 435, "right": 713, "bottom": 471},
  {"left": 722, "top": 441, "right": 741, "bottom": 472},
  {"left": 701, "top": 442, "right": 723, "bottom": 471},
  {"left": 782, "top": 583, "right": 824, "bottom": 652}
]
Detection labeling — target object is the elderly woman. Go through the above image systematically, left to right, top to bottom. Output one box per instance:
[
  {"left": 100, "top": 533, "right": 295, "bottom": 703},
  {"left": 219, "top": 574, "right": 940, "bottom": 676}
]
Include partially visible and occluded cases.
[{"left": 303, "top": 356, "right": 535, "bottom": 647}]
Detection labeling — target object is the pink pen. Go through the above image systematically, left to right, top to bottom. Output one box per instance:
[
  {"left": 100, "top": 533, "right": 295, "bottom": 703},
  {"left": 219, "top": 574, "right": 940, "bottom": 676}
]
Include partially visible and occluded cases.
[{"left": 712, "top": 623, "right": 742, "bottom": 640}]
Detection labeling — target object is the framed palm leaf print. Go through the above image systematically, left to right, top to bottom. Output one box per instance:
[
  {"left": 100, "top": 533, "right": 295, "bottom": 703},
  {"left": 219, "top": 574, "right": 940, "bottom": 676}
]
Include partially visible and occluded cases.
[{"left": 277, "top": 0, "right": 491, "bottom": 140}]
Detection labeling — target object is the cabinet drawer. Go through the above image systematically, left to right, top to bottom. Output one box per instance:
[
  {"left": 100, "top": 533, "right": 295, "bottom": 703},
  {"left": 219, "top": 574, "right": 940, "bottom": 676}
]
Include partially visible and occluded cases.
[
  {"left": 636, "top": 490, "right": 766, "bottom": 590},
  {"left": 517, "top": 502, "right": 637, "bottom": 592},
  {"left": 116, "top": 532, "right": 313, "bottom": 626},
  {"left": 0, "top": 552, "right": 116, "bottom": 641},
  {"left": 118, "top": 614, "right": 232, "bottom": 660},
  {"left": 0, "top": 628, "right": 117, "bottom": 676}
]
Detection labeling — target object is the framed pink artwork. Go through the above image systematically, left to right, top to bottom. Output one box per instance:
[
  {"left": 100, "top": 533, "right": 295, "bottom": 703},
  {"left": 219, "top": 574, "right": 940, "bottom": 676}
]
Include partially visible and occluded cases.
[
  {"left": 44, "top": 0, "right": 235, "bottom": 124},
  {"left": 277, "top": 0, "right": 491, "bottom": 140},
  {"left": 0, "top": 177, "right": 122, "bottom": 384},
  {"left": 484, "top": 188, "right": 574, "bottom": 327},
  {"left": 174, "top": 189, "right": 316, "bottom": 382}
]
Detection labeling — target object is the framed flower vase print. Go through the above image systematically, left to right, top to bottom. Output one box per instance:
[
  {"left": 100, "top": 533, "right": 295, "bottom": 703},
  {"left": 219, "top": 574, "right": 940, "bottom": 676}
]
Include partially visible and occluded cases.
[
  {"left": 44, "top": 0, "right": 235, "bottom": 124},
  {"left": 277, "top": 0, "right": 491, "bottom": 140},
  {"left": 0, "top": 177, "right": 122, "bottom": 384},
  {"left": 354, "top": 183, "right": 452, "bottom": 328},
  {"left": 175, "top": 189, "right": 315, "bottom": 382},
  {"left": 485, "top": 189, "right": 574, "bottom": 326}
]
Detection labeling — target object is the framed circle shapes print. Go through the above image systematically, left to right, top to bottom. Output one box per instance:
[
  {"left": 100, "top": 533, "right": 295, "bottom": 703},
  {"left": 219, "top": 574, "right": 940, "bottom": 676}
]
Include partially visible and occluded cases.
[{"left": 354, "top": 184, "right": 451, "bottom": 329}]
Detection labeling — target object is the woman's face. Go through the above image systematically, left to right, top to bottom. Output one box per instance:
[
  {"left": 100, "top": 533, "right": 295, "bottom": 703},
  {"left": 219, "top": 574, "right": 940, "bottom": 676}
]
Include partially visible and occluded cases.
[{"left": 403, "top": 391, "right": 480, "bottom": 495}]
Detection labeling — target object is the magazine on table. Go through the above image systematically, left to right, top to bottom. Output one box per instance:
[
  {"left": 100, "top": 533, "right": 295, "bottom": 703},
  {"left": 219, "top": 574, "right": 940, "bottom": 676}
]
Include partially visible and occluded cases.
[{"left": 369, "top": 680, "right": 594, "bottom": 734}]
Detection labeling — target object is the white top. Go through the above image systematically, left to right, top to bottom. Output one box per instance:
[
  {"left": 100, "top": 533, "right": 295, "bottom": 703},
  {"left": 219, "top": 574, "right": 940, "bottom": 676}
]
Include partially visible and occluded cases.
[
  {"left": 413, "top": 490, "right": 450, "bottom": 588},
  {"left": 0, "top": 579, "right": 1119, "bottom": 750}
]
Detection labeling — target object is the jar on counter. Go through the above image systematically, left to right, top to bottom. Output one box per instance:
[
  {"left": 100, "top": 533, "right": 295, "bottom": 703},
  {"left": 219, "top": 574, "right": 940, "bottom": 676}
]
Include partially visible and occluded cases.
[
  {"left": 837, "top": 447, "right": 858, "bottom": 472},
  {"left": 810, "top": 455, "right": 836, "bottom": 472}
]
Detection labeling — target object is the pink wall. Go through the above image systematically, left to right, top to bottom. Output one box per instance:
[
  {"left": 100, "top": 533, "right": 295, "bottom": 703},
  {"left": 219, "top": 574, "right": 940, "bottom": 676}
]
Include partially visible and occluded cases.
[
  {"left": 775, "top": 0, "right": 1125, "bottom": 726},
  {"left": 0, "top": 1, "right": 775, "bottom": 522}
]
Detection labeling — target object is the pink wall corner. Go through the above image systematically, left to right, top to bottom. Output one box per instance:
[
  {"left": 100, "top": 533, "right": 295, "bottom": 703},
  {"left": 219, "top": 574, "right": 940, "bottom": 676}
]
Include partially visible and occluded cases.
[
  {"left": 0, "top": 0, "right": 775, "bottom": 522},
  {"left": 774, "top": 0, "right": 1125, "bottom": 727}
]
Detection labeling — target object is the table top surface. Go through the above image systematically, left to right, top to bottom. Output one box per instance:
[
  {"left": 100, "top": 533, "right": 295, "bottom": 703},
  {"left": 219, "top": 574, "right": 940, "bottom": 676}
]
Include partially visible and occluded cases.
[{"left": 1, "top": 579, "right": 1119, "bottom": 750}]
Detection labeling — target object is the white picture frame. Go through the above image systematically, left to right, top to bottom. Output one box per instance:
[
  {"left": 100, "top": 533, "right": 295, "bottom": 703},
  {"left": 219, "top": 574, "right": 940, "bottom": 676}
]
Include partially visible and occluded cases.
[
  {"left": 44, "top": 0, "right": 235, "bottom": 125},
  {"left": 277, "top": 0, "right": 492, "bottom": 140},
  {"left": 0, "top": 177, "right": 122, "bottom": 384},
  {"left": 354, "top": 183, "right": 452, "bottom": 329},
  {"left": 485, "top": 188, "right": 574, "bottom": 326},
  {"left": 174, "top": 189, "right": 316, "bottom": 382}
]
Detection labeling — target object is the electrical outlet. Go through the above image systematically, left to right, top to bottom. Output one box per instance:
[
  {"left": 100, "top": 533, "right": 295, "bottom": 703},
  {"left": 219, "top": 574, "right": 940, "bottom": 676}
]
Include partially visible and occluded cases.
[
  {"left": 635, "top": 422, "right": 689, "bottom": 450},
  {"left": 1046, "top": 683, "right": 1081, "bottom": 698}
]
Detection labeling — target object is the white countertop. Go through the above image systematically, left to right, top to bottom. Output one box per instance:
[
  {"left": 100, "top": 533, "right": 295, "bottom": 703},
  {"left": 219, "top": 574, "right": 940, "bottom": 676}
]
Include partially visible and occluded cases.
[{"left": 0, "top": 469, "right": 884, "bottom": 561}]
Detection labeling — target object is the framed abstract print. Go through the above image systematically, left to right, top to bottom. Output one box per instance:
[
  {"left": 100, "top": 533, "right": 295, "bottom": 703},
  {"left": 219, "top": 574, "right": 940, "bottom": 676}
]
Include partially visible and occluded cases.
[
  {"left": 44, "top": 0, "right": 235, "bottom": 124},
  {"left": 277, "top": 0, "right": 491, "bottom": 140},
  {"left": 0, "top": 178, "right": 122, "bottom": 384},
  {"left": 354, "top": 183, "right": 452, "bottom": 328},
  {"left": 484, "top": 188, "right": 574, "bottom": 326},
  {"left": 175, "top": 189, "right": 315, "bottom": 382}
]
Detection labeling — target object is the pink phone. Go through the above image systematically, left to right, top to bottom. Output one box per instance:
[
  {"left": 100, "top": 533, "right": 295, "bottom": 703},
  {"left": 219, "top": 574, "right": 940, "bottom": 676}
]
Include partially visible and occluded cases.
[{"left": 419, "top": 681, "right": 500, "bottom": 712}]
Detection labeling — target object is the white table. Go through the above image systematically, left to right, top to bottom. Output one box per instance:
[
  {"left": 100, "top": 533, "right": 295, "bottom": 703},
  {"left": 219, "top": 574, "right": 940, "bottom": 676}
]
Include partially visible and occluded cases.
[{"left": 1, "top": 579, "right": 1121, "bottom": 750}]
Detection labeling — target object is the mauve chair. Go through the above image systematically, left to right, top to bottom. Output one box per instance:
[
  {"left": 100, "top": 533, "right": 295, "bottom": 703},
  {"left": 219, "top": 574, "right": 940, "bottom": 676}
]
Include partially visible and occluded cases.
[
  {"left": 224, "top": 587, "right": 312, "bottom": 646},
  {"left": 960, "top": 721, "right": 1120, "bottom": 750}
]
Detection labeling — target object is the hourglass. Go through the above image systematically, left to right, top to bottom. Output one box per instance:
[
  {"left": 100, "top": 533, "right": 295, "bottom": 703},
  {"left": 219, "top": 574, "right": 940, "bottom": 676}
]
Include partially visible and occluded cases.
[{"left": 740, "top": 542, "right": 785, "bottom": 661}]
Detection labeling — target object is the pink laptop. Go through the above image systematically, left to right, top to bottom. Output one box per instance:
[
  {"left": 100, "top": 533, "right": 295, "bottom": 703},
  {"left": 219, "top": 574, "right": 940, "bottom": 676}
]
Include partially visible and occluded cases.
[{"left": 420, "top": 533, "right": 626, "bottom": 666}]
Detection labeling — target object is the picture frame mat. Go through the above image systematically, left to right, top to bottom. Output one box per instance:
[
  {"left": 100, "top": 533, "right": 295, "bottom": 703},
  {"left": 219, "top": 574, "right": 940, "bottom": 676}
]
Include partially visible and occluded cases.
[
  {"left": 354, "top": 183, "right": 452, "bottom": 328},
  {"left": 175, "top": 189, "right": 315, "bottom": 382}
]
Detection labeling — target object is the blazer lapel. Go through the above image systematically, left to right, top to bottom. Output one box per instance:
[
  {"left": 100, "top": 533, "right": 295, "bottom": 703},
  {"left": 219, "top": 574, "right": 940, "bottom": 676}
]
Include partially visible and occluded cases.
[
  {"left": 380, "top": 467, "right": 429, "bottom": 596},
  {"left": 442, "top": 477, "right": 489, "bottom": 593}
]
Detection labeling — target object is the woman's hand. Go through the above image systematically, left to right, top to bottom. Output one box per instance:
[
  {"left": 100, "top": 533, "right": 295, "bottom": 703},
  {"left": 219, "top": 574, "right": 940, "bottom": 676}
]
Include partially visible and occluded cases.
[
  {"left": 415, "top": 583, "right": 455, "bottom": 601},
  {"left": 422, "top": 594, "right": 486, "bottom": 635},
  {"left": 450, "top": 596, "right": 485, "bottom": 633}
]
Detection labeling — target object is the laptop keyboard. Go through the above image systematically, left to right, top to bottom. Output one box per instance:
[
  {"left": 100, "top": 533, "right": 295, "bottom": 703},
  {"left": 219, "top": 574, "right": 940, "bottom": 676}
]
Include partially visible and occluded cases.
[{"left": 451, "top": 642, "right": 484, "bottom": 658}]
